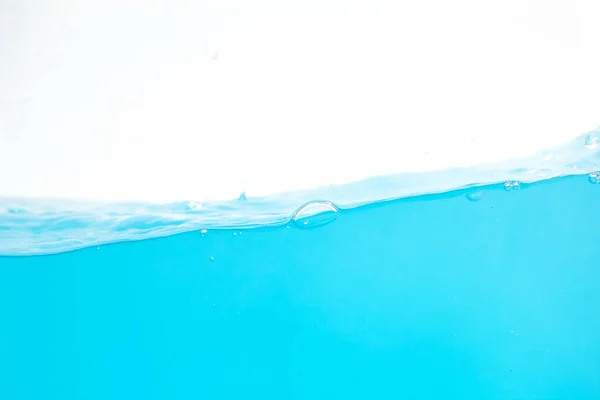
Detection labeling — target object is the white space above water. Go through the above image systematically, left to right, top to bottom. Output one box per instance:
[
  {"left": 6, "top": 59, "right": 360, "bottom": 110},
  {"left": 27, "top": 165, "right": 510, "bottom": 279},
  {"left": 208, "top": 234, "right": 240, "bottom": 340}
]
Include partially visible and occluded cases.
[{"left": 1, "top": 0, "right": 599, "bottom": 203}]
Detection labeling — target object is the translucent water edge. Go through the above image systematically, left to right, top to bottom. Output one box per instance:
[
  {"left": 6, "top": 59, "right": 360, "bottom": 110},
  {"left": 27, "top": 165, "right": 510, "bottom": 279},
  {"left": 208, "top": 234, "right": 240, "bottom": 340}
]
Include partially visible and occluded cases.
[{"left": 1, "top": 129, "right": 599, "bottom": 256}]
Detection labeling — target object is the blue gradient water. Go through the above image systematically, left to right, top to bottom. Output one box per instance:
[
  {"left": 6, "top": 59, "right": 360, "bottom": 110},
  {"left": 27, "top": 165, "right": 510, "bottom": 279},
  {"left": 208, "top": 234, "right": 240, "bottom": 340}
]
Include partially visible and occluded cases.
[
  {"left": 2, "top": 130, "right": 600, "bottom": 257},
  {"left": 1, "top": 175, "right": 599, "bottom": 399}
]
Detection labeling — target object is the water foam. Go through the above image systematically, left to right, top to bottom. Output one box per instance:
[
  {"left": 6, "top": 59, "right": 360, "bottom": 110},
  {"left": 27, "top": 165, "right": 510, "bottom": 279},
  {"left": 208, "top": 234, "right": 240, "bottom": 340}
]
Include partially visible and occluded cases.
[{"left": 1, "top": 129, "right": 599, "bottom": 256}]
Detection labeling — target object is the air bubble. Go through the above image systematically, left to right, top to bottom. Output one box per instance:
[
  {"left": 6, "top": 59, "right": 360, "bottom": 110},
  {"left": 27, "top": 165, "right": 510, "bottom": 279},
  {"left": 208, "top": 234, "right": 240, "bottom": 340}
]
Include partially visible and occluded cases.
[
  {"left": 589, "top": 172, "right": 600, "bottom": 184},
  {"left": 504, "top": 181, "right": 521, "bottom": 191},
  {"left": 466, "top": 191, "right": 484, "bottom": 202},
  {"left": 293, "top": 201, "right": 338, "bottom": 229},
  {"left": 200, "top": 229, "right": 208, "bottom": 238},
  {"left": 209, "top": 256, "right": 215, "bottom": 262}
]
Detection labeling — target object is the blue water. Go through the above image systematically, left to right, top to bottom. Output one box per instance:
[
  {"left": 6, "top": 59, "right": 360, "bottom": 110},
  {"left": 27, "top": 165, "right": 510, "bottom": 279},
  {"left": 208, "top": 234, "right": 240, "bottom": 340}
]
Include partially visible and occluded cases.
[
  {"left": 2, "top": 129, "right": 600, "bottom": 257},
  {"left": 1, "top": 175, "right": 599, "bottom": 399}
]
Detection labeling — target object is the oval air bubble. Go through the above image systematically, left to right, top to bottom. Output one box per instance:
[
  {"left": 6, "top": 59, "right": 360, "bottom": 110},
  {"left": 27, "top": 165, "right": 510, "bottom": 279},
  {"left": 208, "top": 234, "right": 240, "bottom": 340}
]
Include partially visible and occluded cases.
[
  {"left": 588, "top": 172, "right": 600, "bottom": 184},
  {"left": 466, "top": 191, "right": 484, "bottom": 202},
  {"left": 293, "top": 201, "right": 338, "bottom": 229}
]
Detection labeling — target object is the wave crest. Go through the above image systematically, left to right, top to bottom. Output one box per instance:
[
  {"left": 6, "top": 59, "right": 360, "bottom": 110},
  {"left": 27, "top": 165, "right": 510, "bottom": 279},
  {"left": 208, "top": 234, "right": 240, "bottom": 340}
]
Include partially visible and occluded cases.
[{"left": 1, "top": 129, "right": 599, "bottom": 256}]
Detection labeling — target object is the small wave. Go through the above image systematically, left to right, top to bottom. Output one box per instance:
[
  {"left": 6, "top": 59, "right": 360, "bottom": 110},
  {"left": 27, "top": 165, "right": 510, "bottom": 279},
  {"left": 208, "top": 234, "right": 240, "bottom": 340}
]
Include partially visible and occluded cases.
[{"left": 1, "top": 129, "right": 599, "bottom": 256}]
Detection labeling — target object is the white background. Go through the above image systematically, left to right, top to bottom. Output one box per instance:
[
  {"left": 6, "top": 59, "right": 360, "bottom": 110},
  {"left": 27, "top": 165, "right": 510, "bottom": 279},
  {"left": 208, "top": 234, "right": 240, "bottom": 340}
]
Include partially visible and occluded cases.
[{"left": 1, "top": 0, "right": 599, "bottom": 202}]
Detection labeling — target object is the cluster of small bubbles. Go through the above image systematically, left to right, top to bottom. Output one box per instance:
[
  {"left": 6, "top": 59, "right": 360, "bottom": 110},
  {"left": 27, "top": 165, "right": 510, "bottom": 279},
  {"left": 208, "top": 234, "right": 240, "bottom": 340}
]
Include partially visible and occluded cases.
[
  {"left": 584, "top": 129, "right": 599, "bottom": 150},
  {"left": 588, "top": 172, "right": 600, "bottom": 184},
  {"left": 504, "top": 181, "right": 521, "bottom": 191},
  {"left": 186, "top": 201, "right": 202, "bottom": 211},
  {"left": 200, "top": 229, "right": 208, "bottom": 237}
]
